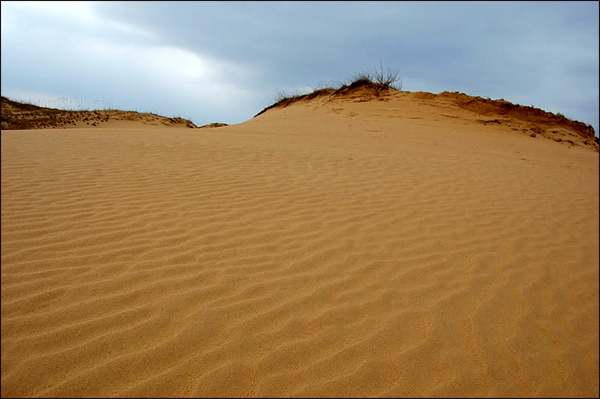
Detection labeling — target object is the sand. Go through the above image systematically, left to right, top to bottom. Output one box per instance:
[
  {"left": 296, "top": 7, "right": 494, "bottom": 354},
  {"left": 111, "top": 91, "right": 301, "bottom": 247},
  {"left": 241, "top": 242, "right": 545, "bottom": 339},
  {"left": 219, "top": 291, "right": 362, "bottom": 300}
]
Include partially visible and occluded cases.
[
  {"left": 1, "top": 89, "right": 599, "bottom": 397},
  {"left": 0, "top": 96, "right": 198, "bottom": 130}
]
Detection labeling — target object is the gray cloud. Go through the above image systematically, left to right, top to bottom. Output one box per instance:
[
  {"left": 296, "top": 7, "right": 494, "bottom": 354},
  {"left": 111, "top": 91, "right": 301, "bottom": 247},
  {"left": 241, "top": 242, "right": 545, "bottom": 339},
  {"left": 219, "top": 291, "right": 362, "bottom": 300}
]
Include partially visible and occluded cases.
[{"left": 1, "top": 1, "right": 598, "bottom": 132}]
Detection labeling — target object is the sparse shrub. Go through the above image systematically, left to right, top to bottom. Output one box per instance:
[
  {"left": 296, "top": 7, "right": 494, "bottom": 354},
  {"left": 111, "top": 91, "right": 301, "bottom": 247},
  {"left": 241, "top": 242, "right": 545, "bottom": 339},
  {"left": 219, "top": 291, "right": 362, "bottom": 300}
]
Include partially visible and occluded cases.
[
  {"left": 372, "top": 61, "right": 403, "bottom": 91},
  {"left": 255, "top": 63, "right": 403, "bottom": 116},
  {"left": 349, "top": 72, "right": 374, "bottom": 87},
  {"left": 306, "top": 87, "right": 335, "bottom": 101},
  {"left": 274, "top": 90, "right": 291, "bottom": 103}
]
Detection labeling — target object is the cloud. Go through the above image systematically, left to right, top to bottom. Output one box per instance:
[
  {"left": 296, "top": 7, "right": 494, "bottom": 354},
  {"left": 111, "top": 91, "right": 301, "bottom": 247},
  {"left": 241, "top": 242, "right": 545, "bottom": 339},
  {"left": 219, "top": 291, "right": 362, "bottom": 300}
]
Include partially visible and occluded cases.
[
  {"left": 1, "top": 1, "right": 598, "bottom": 131},
  {"left": 1, "top": 1, "right": 262, "bottom": 124},
  {"left": 2, "top": 1, "right": 155, "bottom": 41}
]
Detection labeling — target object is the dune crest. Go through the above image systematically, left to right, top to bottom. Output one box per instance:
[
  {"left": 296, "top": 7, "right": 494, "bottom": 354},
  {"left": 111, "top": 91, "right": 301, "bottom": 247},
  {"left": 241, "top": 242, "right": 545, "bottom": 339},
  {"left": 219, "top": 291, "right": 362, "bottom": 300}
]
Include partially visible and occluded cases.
[
  {"left": 255, "top": 84, "right": 598, "bottom": 152},
  {"left": 0, "top": 96, "right": 198, "bottom": 130}
]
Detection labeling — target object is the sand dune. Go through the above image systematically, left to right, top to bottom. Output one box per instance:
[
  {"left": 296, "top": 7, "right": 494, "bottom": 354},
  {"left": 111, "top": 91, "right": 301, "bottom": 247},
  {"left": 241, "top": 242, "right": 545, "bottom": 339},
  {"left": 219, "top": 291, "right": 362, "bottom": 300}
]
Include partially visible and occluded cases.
[
  {"left": 1, "top": 87, "right": 598, "bottom": 397},
  {"left": 0, "top": 96, "right": 198, "bottom": 130}
]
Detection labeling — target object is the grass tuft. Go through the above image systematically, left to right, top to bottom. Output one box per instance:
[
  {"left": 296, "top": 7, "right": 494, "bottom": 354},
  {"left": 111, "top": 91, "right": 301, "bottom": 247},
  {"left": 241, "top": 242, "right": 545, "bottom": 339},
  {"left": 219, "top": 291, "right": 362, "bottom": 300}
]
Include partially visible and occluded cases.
[{"left": 254, "top": 63, "right": 403, "bottom": 117}]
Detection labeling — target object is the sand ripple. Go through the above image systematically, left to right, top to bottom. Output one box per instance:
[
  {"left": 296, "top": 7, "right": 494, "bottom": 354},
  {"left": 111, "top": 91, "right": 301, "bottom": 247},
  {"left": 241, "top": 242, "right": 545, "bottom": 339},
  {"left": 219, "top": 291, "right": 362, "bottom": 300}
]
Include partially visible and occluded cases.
[{"left": 2, "top": 110, "right": 598, "bottom": 397}]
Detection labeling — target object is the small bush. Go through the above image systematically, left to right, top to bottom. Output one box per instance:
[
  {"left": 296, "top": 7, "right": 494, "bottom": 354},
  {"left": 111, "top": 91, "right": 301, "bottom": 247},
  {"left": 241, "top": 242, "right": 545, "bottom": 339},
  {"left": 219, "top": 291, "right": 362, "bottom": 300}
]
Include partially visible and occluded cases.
[
  {"left": 373, "top": 61, "right": 403, "bottom": 91},
  {"left": 341, "top": 62, "right": 402, "bottom": 97},
  {"left": 255, "top": 63, "right": 403, "bottom": 116},
  {"left": 349, "top": 72, "right": 374, "bottom": 87},
  {"left": 275, "top": 90, "right": 292, "bottom": 103}
]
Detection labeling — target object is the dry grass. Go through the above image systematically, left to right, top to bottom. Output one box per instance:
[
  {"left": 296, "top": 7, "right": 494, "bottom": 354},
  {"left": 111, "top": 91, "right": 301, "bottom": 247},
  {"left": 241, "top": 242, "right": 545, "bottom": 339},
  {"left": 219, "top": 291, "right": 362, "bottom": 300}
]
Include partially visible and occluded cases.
[
  {"left": 255, "top": 65, "right": 403, "bottom": 118},
  {"left": 0, "top": 96, "right": 198, "bottom": 130}
]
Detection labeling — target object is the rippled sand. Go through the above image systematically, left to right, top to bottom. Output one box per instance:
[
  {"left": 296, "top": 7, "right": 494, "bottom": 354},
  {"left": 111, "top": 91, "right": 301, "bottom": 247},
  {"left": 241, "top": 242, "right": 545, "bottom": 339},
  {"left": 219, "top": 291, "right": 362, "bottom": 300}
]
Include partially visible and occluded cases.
[{"left": 1, "top": 91, "right": 598, "bottom": 397}]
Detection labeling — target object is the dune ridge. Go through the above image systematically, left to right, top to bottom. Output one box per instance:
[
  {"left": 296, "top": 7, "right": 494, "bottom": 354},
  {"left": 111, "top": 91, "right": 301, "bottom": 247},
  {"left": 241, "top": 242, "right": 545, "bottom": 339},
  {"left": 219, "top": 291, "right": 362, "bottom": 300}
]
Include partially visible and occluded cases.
[
  {"left": 255, "top": 84, "right": 598, "bottom": 152},
  {"left": 1, "top": 88, "right": 599, "bottom": 397},
  {"left": 0, "top": 96, "right": 198, "bottom": 130}
]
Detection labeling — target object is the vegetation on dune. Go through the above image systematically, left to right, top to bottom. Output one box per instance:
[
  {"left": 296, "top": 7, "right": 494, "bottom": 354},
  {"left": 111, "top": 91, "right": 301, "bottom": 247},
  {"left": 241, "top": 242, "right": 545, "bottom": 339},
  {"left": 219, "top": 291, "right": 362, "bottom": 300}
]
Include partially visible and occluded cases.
[
  {"left": 254, "top": 62, "right": 403, "bottom": 118},
  {"left": 252, "top": 65, "right": 597, "bottom": 145},
  {"left": 0, "top": 96, "right": 198, "bottom": 129}
]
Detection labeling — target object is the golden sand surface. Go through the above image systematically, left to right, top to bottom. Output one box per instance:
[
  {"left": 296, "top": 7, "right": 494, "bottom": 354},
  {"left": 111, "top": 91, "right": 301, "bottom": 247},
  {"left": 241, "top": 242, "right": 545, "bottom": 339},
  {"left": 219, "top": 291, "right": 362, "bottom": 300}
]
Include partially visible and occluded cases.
[{"left": 1, "top": 89, "right": 598, "bottom": 397}]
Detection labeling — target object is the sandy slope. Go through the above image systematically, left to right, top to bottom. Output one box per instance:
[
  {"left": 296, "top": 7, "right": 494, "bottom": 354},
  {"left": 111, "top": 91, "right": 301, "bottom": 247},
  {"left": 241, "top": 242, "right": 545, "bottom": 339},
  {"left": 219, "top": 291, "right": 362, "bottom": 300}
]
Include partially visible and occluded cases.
[
  {"left": 1, "top": 90, "right": 598, "bottom": 397},
  {"left": 0, "top": 96, "right": 198, "bottom": 130}
]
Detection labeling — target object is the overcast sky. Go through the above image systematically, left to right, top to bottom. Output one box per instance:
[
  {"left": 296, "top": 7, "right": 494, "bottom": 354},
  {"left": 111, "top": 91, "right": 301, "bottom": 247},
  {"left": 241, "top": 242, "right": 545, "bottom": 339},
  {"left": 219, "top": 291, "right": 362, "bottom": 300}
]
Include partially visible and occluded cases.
[{"left": 1, "top": 1, "right": 598, "bottom": 133}]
